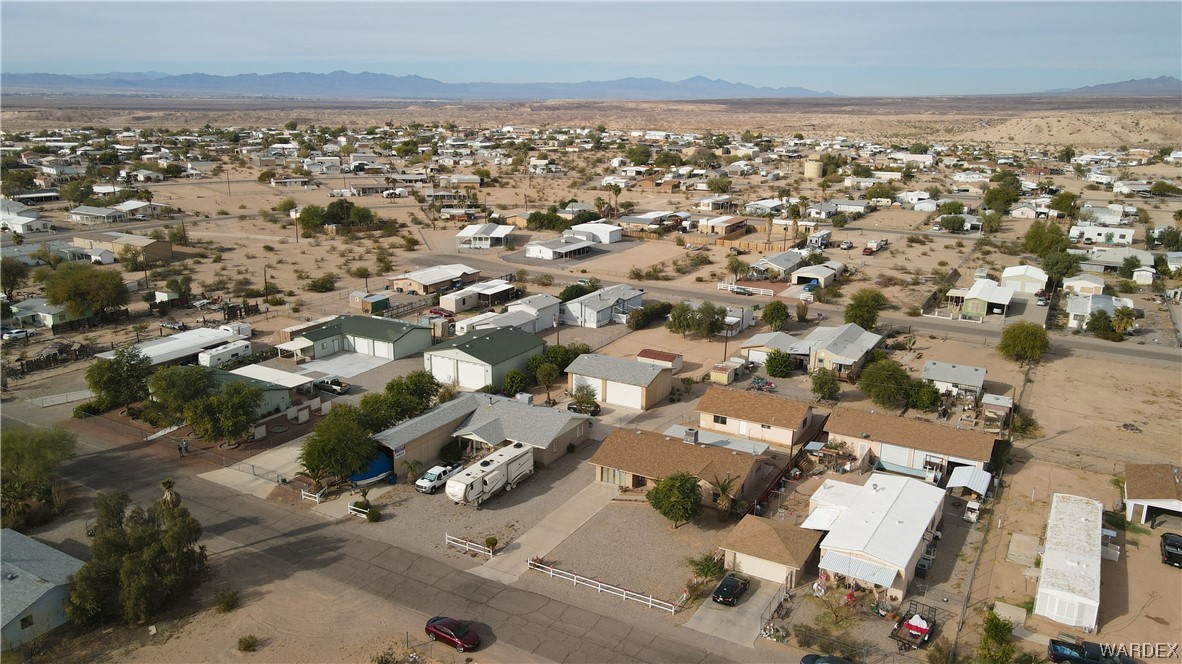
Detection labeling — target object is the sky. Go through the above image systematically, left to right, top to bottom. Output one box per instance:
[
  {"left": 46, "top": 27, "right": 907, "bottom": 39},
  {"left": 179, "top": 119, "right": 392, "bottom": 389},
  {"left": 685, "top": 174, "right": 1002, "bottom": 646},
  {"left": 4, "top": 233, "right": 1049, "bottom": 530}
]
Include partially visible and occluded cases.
[{"left": 2, "top": 1, "right": 1180, "bottom": 96}]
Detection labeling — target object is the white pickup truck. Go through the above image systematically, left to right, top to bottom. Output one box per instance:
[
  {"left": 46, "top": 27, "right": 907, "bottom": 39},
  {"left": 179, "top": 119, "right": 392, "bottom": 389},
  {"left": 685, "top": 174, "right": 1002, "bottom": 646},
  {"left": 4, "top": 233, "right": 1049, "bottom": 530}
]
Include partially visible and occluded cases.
[{"left": 414, "top": 462, "right": 465, "bottom": 494}]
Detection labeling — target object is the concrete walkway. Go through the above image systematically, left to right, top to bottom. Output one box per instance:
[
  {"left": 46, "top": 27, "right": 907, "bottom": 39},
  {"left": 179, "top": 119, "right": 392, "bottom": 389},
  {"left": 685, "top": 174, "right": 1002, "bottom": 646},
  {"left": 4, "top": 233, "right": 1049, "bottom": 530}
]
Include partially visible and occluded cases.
[
  {"left": 29, "top": 389, "right": 93, "bottom": 407},
  {"left": 471, "top": 481, "right": 617, "bottom": 584}
]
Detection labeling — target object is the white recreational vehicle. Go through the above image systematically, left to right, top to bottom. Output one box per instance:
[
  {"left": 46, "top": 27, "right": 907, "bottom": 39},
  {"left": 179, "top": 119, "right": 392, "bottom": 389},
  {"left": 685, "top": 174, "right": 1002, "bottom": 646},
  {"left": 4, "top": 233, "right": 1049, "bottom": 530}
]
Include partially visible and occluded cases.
[
  {"left": 197, "top": 340, "right": 252, "bottom": 368},
  {"left": 445, "top": 442, "right": 534, "bottom": 507}
]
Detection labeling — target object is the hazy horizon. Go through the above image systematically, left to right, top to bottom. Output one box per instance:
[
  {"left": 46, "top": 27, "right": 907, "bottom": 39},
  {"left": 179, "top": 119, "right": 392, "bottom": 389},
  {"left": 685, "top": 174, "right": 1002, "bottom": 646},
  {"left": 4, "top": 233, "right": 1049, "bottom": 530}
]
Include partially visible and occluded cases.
[{"left": 2, "top": 1, "right": 1180, "bottom": 96}]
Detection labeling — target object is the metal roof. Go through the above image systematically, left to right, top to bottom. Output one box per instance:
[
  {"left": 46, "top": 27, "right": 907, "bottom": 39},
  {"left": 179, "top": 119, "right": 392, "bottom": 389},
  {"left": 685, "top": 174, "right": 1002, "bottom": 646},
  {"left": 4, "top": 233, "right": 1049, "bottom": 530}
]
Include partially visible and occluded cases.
[
  {"left": 96, "top": 327, "right": 244, "bottom": 365},
  {"left": 426, "top": 327, "right": 543, "bottom": 365},
  {"left": 921, "top": 361, "right": 986, "bottom": 389},
  {"left": 230, "top": 364, "right": 314, "bottom": 389},
  {"left": 948, "top": 465, "right": 992, "bottom": 497},
  {"left": 817, "top": 473, "right": 945, "bottom": 570},
  {"left": 1039, "top": 494, "right": 1102, "bottom": 608},
  {"left": 819, "top": 550, "right": 898, "bottom": 587}
]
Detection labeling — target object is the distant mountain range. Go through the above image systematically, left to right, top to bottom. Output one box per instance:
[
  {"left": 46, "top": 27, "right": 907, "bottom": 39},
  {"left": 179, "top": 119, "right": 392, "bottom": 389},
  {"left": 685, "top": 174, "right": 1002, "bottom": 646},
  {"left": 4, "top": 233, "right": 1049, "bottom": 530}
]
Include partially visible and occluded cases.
[
  {"left": 1, "top": 70, "right": 1177, "bottom": 100},
  {"left": 0, "top": 71, "right": 836, "bottom": 100},
  {"left": 1050, "top": 75, "right": 1181, "bottom": 95}
]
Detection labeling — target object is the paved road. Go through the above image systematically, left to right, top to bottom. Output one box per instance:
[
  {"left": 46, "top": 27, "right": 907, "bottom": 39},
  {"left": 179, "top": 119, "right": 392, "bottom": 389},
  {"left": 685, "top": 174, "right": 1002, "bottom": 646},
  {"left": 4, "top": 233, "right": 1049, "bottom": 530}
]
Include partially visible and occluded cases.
[{"left": 19, "top": 415, "right": 748, "bottom": 664}]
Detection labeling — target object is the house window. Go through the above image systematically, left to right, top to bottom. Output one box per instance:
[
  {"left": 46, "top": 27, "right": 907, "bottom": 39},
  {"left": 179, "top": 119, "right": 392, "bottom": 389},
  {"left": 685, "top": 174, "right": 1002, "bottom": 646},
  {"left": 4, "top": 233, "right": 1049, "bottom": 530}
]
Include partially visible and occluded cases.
[
  {"left": 713, "top": 415, "right": 727, "bottom": 425},
  {"left": 761, "top": 424, "right": 771, "bottom": 430},
  {"left": 20, "top": 615, "right": 33, "bottom": 629}
]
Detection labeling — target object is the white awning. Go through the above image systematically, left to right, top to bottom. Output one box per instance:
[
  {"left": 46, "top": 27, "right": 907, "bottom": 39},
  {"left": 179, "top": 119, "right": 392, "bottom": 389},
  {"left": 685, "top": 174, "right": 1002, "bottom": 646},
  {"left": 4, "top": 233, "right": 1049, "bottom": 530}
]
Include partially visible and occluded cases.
[
  {"left": 277, "top": 337, "right": 313, "bottom": 351},
  {"left": 948, "top": 465, "right": 992, "bottom": 497},
  {"left": 800, "top": 507, "right": 842, "bottom": 531},
  {"left": 819, "top": 551, "right": 898, "bottom": 587}
]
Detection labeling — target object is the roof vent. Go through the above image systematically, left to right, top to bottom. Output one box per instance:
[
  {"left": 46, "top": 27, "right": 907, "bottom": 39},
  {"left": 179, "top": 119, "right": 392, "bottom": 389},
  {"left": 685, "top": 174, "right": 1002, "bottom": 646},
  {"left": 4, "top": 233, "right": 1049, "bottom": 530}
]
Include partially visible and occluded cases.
[
  {"left": 861, "top": 433, "right": 870, "bottom": 439},
  {"left": 513, "top": 442, "right": 524, "bottom": 449},
  {"left": 479, "top": 460, "right": 492, "bottom": 467},
  {"left": 4, "top": 574, "right": 16, "bottom": 581}
]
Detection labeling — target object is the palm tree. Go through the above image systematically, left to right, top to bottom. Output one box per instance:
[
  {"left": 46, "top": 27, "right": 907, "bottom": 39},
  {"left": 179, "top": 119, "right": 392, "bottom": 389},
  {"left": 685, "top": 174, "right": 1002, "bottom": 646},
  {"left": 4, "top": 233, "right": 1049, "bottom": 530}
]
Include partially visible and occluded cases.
[
  {"left": 606, "top": 184, "right": 622, "bottom": 217},
  {"left": 765, "top": 213, "right": 775, "bottom": 242},
  {"left": 1112, "top": 306, "right": 1136, "bottom": 335},
  {"left": 402, "top": 459, "right": 423, "bottom": 482},
  {"left": 713, "top": 475, "right": 739, "bottom": 518},
  {"left": 160, "top": 478, "right": 181, "bottom": 508}
]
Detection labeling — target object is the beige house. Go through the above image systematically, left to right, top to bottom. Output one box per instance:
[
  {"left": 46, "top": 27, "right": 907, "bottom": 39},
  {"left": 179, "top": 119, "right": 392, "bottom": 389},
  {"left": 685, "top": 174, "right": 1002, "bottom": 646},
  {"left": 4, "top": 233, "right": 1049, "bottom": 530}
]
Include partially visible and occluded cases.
[
  {"left": 74, "top": 231, "right": 173, "bottom": 263},
  {"left": 386, "top": 263, "right": 480, "bottom": 295},
  {"left": 1063, "top": 274, "right": 1105, "bottom": 296},
  {"left": 565, "top": 354, "right": 673, "bottom": 411},
  {"left": 697, "top": 386, "right": 816, "bottom": 454},
  {"left": 824, "top": 408, "right": 998, "bottom": 478},
  {"left": 589, "top": 429, "right": 766, "bottom": 510}
]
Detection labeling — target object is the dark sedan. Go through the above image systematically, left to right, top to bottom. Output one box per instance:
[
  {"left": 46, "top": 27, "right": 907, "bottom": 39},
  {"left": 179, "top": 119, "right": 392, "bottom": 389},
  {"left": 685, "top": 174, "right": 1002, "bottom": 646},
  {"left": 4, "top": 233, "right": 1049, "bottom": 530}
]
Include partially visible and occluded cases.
[
  {"left": 567, "top": 400, "right": 602, "bottom": 416},
  {"left": 711, "top": 572, "right": 750, "bottom": 606},
  {"left": 425, "top": 616, "right": 480, "bottom": 652}
]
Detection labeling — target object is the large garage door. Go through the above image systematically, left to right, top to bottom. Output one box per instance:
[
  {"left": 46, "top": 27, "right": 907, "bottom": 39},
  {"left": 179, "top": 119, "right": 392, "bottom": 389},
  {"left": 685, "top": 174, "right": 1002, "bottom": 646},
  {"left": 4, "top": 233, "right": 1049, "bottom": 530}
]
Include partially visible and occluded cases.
[
  {"left": 351, "top": 336, "right": 374, "bottom": 356},
  {"left": 373, "top": 341, "right": 394, "bottom": 359},
  {"left": 748, "top": 350, "right": 769, "bottom": 364},
  {"left": 430, "top": 355, "right": 456, "bottom": 384},
  {"left": 458, "top": 360, "right": 486, "bottom": 389},
  {"left": 573, "top": 375, "right": 602, "bottom": 399},
  {"left": 606, "top": 381, "right": 643, "bottom": 409},
  {"left": 878, "top": 444, "right": 910, "bottom": 466},
  {"left": 732, "top": 552, "right": 787, "bottom": 584}
]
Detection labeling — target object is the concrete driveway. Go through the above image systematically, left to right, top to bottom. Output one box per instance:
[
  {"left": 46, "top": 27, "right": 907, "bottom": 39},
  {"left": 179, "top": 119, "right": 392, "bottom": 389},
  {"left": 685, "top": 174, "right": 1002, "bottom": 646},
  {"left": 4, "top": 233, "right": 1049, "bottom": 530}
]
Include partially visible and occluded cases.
[
  {"left": 300, "top": 351, "right": 392, "bottom": 378},
  {"left": 683, "top": 577, "right": 774, "bottom": 647}
]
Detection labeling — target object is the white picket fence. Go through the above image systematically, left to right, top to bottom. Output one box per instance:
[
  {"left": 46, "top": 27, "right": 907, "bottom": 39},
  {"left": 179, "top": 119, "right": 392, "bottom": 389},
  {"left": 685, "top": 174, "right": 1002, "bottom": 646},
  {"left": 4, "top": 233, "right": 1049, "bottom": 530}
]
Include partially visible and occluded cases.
[
  {"left": 716, "top": 282, "right": 774, "bottom": 297},
  {"left": 301, "top": 486, "right": 327, "bottom": 504},
  {"left": 347, "top": 503, "right": 370, "bottom": 518},
  {"left": 445, "top": 533, "right": 494, "bottom": 558},
  {"left": 527, "top": 559, "right": 678, "bottom": 614}
]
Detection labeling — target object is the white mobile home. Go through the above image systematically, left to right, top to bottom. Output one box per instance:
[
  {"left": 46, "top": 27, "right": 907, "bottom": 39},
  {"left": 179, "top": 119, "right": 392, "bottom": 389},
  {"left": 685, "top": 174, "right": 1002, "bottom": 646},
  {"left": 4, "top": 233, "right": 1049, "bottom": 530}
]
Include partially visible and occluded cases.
[
  {"left": 197, "top": 340, "right": 253, "bottom": 368},
  {"left": 1034, "top": 494, "right": 1102, "bottom": 632}
]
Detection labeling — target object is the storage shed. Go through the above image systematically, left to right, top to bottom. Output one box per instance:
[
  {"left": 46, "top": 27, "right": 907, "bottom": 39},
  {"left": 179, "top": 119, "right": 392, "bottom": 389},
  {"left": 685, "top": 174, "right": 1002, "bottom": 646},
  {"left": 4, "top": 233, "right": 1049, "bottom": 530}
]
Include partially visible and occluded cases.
[{"left": 1034, "top": 494, "right": 1102, "bottom": 632}]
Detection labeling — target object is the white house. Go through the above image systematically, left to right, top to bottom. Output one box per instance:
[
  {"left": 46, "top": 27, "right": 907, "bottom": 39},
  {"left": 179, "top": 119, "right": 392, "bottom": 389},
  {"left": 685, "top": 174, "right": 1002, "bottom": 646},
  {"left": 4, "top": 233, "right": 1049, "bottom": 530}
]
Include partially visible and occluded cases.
[
  {"left": 696, "top": 194, "right": 734, "bottom": 211},
  {"left": 67, "top": 205, "right": 126, "bottom": 224},
  {"left": 565, "top": 222, "right": 621, "bottom": 244},
  {"left": 455, "top": 223, "right": 513, "bottom": 250},
  {"left": 1070, "top": 225, "right": 1133, "bottom": 246},
  {"left": 524, "top": 236, "right": 596, "bottom": 261},
  {"left": 750, "top": 250, "right": 807, "bottom": 280},
  {"left": 791, "top": 261, "right": 845, "bottom": 288},
  {"left": 999, "top": 265, "right": 1048, "bottom": 294},
  {"left": 1132, "top": 265, "right": 1155, "bottom": 285},
  {"left": 1063, "top": 274, "right": 1105, "bottom": 296},
  {"left": 438, "top": 279, "right": 516, "bottom": 313},
  {"left": 560, "top": 284, "right": 643, "bottom": 328},
  {"left": 1065, "top": 293, "right": 1134, "bottom": 330},
  {"left": 506, "top": 294, "right": 562, "bottom": 331},
  {"left": 422, "top": 327, "right": 543, "bottom": 391},
  {"left": 739, "top": 331, "right": 804, "bottom": 364},
  {"left": 566, "top": 354, "right": 673, "bottom": 411},
  {"left": 922, "top": 361, "right": 986, "bottom": 401},
  {"left": 803, "top": 474, "right": 946, "bottom": 601},
  {"left": 1034, "top": 494, "right": 1102, "bottom": 632},
  {"left": 1, "top": 529, "right": 85, "bottom": 651}
]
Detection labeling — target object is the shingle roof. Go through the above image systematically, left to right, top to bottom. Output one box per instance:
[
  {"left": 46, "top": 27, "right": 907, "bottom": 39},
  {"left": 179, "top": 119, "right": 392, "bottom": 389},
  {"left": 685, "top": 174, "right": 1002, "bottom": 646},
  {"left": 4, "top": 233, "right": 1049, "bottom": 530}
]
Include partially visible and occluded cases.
[
  {"left": 800, "top": 323, "right": 882, "bottom": 362},
  {"left": 427, "top": 327, "right": 543, "bottom": 365},
  {"left": 741, "top": 331, "right": 803, "bottom": 352},
  {"left": 566, "top": 354, "right": 669, "bottom": 387},
  {"left": 921, "top": 361, "right": 986, "bottom": 390},
  {"left": 697, "top": 386, "right": 811, "bottom": 429},
  {"left": 453, "top": 394, "right": 588, "bottom": 449},
  {"left": 373, "top": 395, "right": 480, "bottom": 450},
  {"left": 825, "top": 407, "right": 998, "bottom": 462},
  {"left": 589, "top": 428, "right": 758, "bottom": 487},
  {"left": 1124, "top": 464, "right": 1182, "bottom": 501},
  {"left": 720, "top": 515, "right": 822, "bottom": 570},
  {"left": 1, "top": 529, "right": 84, "bottom": 627}
]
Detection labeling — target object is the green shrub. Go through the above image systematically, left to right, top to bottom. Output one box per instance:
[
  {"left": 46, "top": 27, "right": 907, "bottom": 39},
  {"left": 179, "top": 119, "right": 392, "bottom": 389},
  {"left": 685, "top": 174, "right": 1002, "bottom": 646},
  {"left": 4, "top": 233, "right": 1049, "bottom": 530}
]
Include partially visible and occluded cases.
[
  {"left": 73, "top": 398, "right": 110, "bottom": 418},
  {"left": 439, "top": 439, "right": 462, "bottom": 463},
  {"left": 566, "top": 442, "right": 577, "bottom": 455},
  {"left": 366, "top": 508, "right": 381, "bottom": 523},
  {"left": 484, "top": 536, "right": 498, "bottom": 551},
  {"left": 686, "top": 551, "right": 725, "bottom": 580},
  {"left": 213, "top": 588, "right": 240, "bottom": 613},
  {"left": 793, "top": 624, "right": 817, "bottom": 648},
  {"left": 237, "top": 634, "right": 259, "bottom": 652}
]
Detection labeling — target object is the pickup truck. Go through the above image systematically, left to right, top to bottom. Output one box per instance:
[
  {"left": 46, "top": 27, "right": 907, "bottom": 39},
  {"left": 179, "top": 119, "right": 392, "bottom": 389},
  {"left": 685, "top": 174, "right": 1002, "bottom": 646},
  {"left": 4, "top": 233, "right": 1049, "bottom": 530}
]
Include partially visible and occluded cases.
[
  {"left": 314, "top": 376, "right": 351, "bottom": 395},
  {"left": 415, "top": 462, "right": 465, "bottom": 494},
  {"left": 1047, "top": 639, "right": 1133, "bottom": 664}
]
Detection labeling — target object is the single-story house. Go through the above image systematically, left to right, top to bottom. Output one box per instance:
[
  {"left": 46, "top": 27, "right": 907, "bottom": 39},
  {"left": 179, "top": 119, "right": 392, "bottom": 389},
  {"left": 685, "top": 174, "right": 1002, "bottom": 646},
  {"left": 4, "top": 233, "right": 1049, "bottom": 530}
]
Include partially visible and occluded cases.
[
  {"left": 696, "top": 194, "right": 734, "bottom": 211},
  {"left": 744, "top": 197, "right": 792, "bottom": 216},
  {"left": 0, "top": 199, "right": 41, "bottom": 230},
  {"left": 830, "top": 199, "right": 873, "bottom": 214},
  {"left": 112, "top": 200, "right": 163, "bottom": 218},
  {"left": 66, "top": 205, "right": 126, "bottom": 224},
  {"left": 617, "top": 210, "right": 679, "bottom": 230},
  {"left": 700, "top": 215, "right": 747, "bottom": 235},
  {"left": 0, "top": 216, "right": 49, "bottom": 234},
  {"left": 565, "top": 222, "right": 621, "bottom": 244},
  {"left": 455, "top": 223, "right": 513, "bottom": 250},
  {"left": 1070, "top": 225, "right": 1133, "bottom": 246},
  {"left": 73, "top": 231, "right": 173, "bottom": 263},
  {"left": 524, "top": 236, "right": 596, "bottom": 261},
  {"left": 1074, "top": 246, "right": 1154, "bottom": 274},
  {"left": 750, "top": 250, "right": 807, "bottom": 280},
  {"left": 791, "top": 261, "right": 845, "bottom": 288},
  {"left": 387, "top": 264, "right": 480, "bottom": 295},
  {"left": 999, "top": 265, "right": 1048, "bottom": 294},
  {"left": 1132, "top": 265, "right": 1155, "bottom": 286},
  {"left": 1063, "top": 274, "right": 1105, "bottom": 296},
  {"left": 438, "top": 279, "right": 517, "bottom": 313},
  {"left": 952, "top": 279, "right": 1014, "bottom": 320},
  {"left": 560, "top": 284, "right": 644, "bottom": 328},
  {"left": 349, "top": 290, "right": 391, "bottom": 315},
  {"left": 503, "top": 293, "right": 562, "bottom": 333},
  {"left": 1065, "top": 293, "right": 1134, "bottom": 330},
  {"left": 9, "top": 298, "right": 86, "bottom": 328},
  {"left": 454, "top": 309, "right": 537, "bottom": 336},
  {"left": 278, "top": 315, "right": 431, "bottom": 361},
  {"left": 793, "top": 323, "right": 883, "bottom": 378},
  {"left": 97, "top": 324, "right": 251, "bottom": 367},
  {"left": 422, "top": 327, "right": 544, "bottom": 391},
  {"left": 739, "top": 331, "right": 803, "bottom": 364},
  {"left": 636, "top": 349, "right": 683, "bottom": 372},
  {"left": 565, "top": 354, "right": 673, "bottom": 411},
  {"left": 921, "top": 361, "right": 986, "bottom": 402},
  {"left": 209, "top": 369, "right": 291, "bottom": 419},
  {"left": 697, "top": 386, "right": 817, "bottom": 454},
  {"left": 373, "top": 392, "right": 590, "bottom": 469},
  {"left": 824, "top": 407, "right": 998, "bottom": 479},
  {"left": 589, "top": 428, "right": 765, "bottom": 509},
  {"left": 1122, "top": 463, "right": 1182, "bottom": 525},
  {"left": 804, "top": 473, "right": 945, "bottom": 601},
  {"left": 1035, "top": 494, "right": 1102, "bottom": 631},
  {"left": 719, "top": 515, "right": 822, "bottom": 588},
  {"left": 1, "top": 529, "right": 85, "bottom": 651}
]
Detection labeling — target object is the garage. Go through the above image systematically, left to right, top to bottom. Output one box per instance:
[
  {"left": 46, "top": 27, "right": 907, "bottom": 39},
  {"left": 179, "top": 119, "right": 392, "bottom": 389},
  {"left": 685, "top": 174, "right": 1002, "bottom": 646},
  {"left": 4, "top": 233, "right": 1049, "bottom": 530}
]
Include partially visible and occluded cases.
[
  {"left": 349, "top": 335, "right": 374, "bottom": 356},
  {"left": 747, "top": 349, "right": 770, "bottom": 364},
  {"left": 430, "top": 355, "right": 457, "bottom": 384},
  {"left": 458, "top": 360, "right": 487, "bottom": 390},
  {"left": 573, "top": 374, "right": 602, "bottom": 399},
  {"left": 605, "top": 381, "right": 643, "bottom": 409},
  {"left": 719, "top": 515, "right": 822, "bottom": 588},
  {"left": 731, "top": 552, "right": 789, "bottom": 584}
]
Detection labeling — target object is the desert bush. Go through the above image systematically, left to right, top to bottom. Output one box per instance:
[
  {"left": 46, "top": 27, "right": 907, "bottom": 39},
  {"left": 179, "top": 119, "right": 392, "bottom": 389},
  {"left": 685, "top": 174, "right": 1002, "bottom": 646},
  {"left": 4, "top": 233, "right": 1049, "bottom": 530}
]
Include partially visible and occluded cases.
[
  {"left": 366, "top": 508, "right": 381, "bottom": 522},
  {"left": 484, "top": 536, "right": 498, "bottom": 551},
  {"left": 213, "top": 588, "right": 240, "bottom": 613},
  {"left": 237, "top": 634, "right": 259, "bottom": 652}
]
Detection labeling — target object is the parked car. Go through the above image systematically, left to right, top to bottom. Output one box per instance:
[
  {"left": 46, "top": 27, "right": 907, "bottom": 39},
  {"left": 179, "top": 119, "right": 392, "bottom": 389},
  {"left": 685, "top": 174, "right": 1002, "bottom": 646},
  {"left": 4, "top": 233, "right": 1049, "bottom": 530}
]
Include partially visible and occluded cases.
[
  {"left": 931, "top": 225, "right": 942, "bottom": 232},
  {"left": 838, "top": 240, "right": 854, "bottom": 250},
  {"left": 802, "top": 282, "right": 818, "bottom": 293},
  {"left": 734, "top": 286, "right": 755, "bottom": 296},
  {"left": 428, "top": 307, "right": 454, "bottom": 318},
  {"left": 160, "top": 320, "right": 187, "bottom": 330},
  {"left": 1, "top": 328, "right": 34, "bottom": 341},
  {"left": 314, "top": 376, "right": 351, "bottom": 395},
  {"left": 567, "top": 400, "right": 601, "bottom": 416},
  {"left": 1162, "top": 532, "right": 1182, "bottom": 567},
  {"left": 711, "top": 572, "right": 750, "bottom": 606},
  {"left": 425, "top": 617, "right": 480, "bottom": 652},
  {"left": 1047, "top": 639, "right": 1133, "bottom": 664},
  {"left": 802, "top": 656, "right": 853, "bottom": 664}
]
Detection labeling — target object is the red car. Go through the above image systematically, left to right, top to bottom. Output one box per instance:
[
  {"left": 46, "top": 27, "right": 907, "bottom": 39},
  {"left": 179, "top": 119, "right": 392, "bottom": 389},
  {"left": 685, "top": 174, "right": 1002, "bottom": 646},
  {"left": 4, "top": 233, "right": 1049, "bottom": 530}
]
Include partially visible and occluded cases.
[
  {"left": 429, "top": 307, "right": 454, "bottom": 318},
  {"left": 425, "top": 616, "right": 480, "bottom": 652}
]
